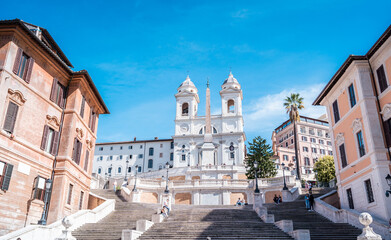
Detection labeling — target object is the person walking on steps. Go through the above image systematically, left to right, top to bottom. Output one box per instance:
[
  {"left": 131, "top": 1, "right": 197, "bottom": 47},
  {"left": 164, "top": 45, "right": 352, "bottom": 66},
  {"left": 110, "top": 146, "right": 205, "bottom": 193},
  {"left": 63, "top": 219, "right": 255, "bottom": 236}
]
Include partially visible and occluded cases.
[
  {"left": 113, "top": 180, "right": 117, "bottom": 192},
  {"left": 304, "top": 193, "right": 310, "bottom": 210},
  {"left": 309, "top": 194, "right": 315, "bottom": 211},
  {"left": 163, "top": 198, "right": 170, "bottom": 215}
]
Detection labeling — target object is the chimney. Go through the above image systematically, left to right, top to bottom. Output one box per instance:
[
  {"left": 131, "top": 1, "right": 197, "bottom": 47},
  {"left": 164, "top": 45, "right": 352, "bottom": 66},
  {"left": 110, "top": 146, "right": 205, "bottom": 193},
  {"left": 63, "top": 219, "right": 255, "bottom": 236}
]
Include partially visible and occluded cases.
[
  {"left": 133, "top": 137, "right": 136, "bottom": 141},
  {"left": 154, "top": 137, "right": 158, "bottom": 140}
]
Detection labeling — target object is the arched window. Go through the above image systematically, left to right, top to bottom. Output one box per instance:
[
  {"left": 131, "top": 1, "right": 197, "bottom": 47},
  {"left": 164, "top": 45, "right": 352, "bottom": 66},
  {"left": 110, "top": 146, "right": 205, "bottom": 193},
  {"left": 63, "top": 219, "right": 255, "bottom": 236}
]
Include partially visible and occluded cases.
[
  {"left": 228, "top": 99, "right": 235, "bottom": 113},
  {"left": 182, "top": 103, "right": 189, "bottom": 116},
  {"left": 149, "top": 147, "right": 154, "bottom": 156},
  {"left": 148, "top": 159, "right": 153, "bottom": 168},
  {"left": 159, "top": 165, "right": 163, "bottom": 170},
  {"left": 98, "top": 167, "right": 102, "bottom": 174},
  {"left": 118, "top": 167, "right": 121, "bottom": 173},
  {"left": 127, "top": 167, "right": 131, "bottom": 173}
]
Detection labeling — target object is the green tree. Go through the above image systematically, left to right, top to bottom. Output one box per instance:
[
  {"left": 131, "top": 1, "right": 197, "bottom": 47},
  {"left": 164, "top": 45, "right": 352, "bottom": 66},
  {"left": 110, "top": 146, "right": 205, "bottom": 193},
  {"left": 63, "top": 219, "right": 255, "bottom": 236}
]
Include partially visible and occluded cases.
[
  {"left": 283, "top": 93, "right": 304, "bottom": 180},
  {"left": 245, "top": 136, "right": 277, "bottom": 179},
  {"left": 314, "top": 155, "right": 336, "bottom": 183}
]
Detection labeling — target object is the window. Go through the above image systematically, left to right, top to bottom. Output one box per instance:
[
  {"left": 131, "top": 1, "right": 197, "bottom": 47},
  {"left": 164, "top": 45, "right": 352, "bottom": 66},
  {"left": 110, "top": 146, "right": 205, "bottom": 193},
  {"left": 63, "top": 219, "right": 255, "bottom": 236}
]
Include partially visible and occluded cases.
[
  {"left": 13, "top": 48, "right": 34, "bottom": 83},
  {"left": 376, "top": 65, "right": 388, "bottom": 93},
  {"left": 49, "top": 79, "right": 66, "bottom": 108},
  {"left": 348, "top": 84, "right": 356, "bottom": 107},
  {"left": 80, "top": 96, "right": 85, "bottom": 118},
  {"left": 227, "top": 99, "right": 235, "bottom": 113},
  {"left": 332, "top": 100, "right": 340, "bottom": 123},
  {"left": 3, "top": 102, "right": 19, "bottom": 133},
  {"left": 182, "top": 103, "right": 189, "bottom": 116},
  {"left": 88, "top": 110, "right": 97, "bottom": 133},
  {"left": 383, "top": 118, "right": 391, "bottom": 147},
  {"left": 40, "top": 125, "right": 60, "bottom": 155},
  {"left": 300, "top": 127, "right": 306, "bottom": 134},
  {"left": 309, "top": 128, "right": 314, "bottom": 135},
  {"left": 317, "top": 130, "right": 323, "bottom": 137},
  {"left": 357, "top": 131, "right": 366, "bottom": 157},
  {"left": 325, "top": 133, "right": 330, "bottom": 138},
  {"left": 302, "top": 136, "right": 307, "bottom": 141},
  {"left": 72, "top": 138, "right": 82, "bottom": 164},
  {"left": 310, "top": 138, "right": 316, "bottom": 143},
  {"left": 291, "top": 139, "right": 293, "bottom": 144},
  {"left": 319, "top": 140, "right": 324, "bottom": 145},
  {"left": 327, "top": 141, "right": 332, "bottom": 146},
  {"left": 170, "top": 142, "right": 174, "bottom": 149},
  {"left": 285, "top": 142, "right": 288, "bottom": 147},
  {"left": 160, "top": 144, "right": 163, "bottom": 148},
  {"left": 339, "top": 144, "right": 347, "bottom": 168},
  {"left": 140, "top": 145, "right": 143, "bottom": 149},
  {"left": 120, "top": 146, "right": 123, "bottom": 150},
  {"left": 129, "top": 146, "right": 133, "bottom": 149},
  {"left": 99, "top": 147, "right": 103, "bottom": 151},
  {"left": 110, "top": 147, "right": 113, "bottom": 150},
  {"left": 149, "top": 147, "right": 154, "bottom": 156},
  {"left": 303, "top": 147, "right": 309, "bottom": 152},
  {"left": 312, "top": 148, "right": 317, "bottom": 153},
  {"left": 320, "top": 149, "right": 325, "bottom": 155},
  {"left": 84, "top": 150, "right": 89, "bottom": 171},
  {"left": 328, "top": 151, "right": 333, "bottom": 155},
  {"left": 170, "top": 152, "right": 173, "bottom": 161},
  {"left": 230, "top": 152, "right": 235, "bottom": 159},
  {"left": 159, "top": 153, "right": 163, "bottom": 158},
  {"left": 138, "top": 154, "right": 143, "bottom": 158},
  {"left": 181, "top": 154, "right": 186, "bottom": 161},
  {"left": 119, "top": 155, "right": 123, "bottom": 160},
  {"left": 129, "top": 155, "right": 133, "bottom": 159},
  {"left": 283, "top": 155, "right": 288, "bottom": 161},
  {"left": 99, "top": 156, "right": 103, "bottom": 161},
  {"left": 109, "top": 156, "right": 113, "bottom": 160},
  {"left": 292, "top": 156, "right": 296, "bottom": 161},
  {"left": 304, "top": 157, "right": 310, "bottom": 166},
  {"left": 313, "top": 158, "right": 317, "bottom": 164},
  {"left": 148, "top": 159, "right": 153, "bottom": 168},
  {"left": 0, "top": 161, "right": 13, "bottom": 191},
  {"left": 159, "top": 165, "right": 163, "bottom": 170},
  {"left": 138, "top": 166, "right": 142, "bottom": 172},
  {"left": 108, "top": 167, "right": 112, "bottom": 174},
  {"left": 118, "top": 167, "right": 121, "bottom": 174},
  {"left": 127, "top": 167, "right": 131, "bottom": 173},
  {"left": 98, "top": 168, "right": 102, "bottom": 174},
  {"left": 32, "top": 176, "right": 46, "bottom": 201},
  {"left": 364, "top": 179, "right": 374, "bottom": 203},
  {"left": 67, "top": 184, "right": 73, "bottom": 205},
  {"left": 346, "top": 188, "right": 354, "bottom": 209},
  {"left": 79, "top": 191, "right": 84, "bottom": 210}
]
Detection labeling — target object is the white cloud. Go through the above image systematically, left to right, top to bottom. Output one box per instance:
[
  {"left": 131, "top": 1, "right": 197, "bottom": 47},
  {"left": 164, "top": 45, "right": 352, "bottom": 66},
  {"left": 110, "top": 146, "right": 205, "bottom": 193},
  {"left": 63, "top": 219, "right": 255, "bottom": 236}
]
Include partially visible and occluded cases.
[{"left": 244, "top": 83, "right": 326, "bottom": 137}]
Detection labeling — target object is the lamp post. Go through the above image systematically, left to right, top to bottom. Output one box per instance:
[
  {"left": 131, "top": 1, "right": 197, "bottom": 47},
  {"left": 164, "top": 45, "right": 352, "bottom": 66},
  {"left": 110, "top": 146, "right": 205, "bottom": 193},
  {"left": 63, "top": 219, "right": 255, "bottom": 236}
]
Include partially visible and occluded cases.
[
  {"left": 124, "top": 159, "right": 129, "bottom": 185},
  {"left": 164, "top": 162, "right": 170, "bottom": 194},
  {"left": 254, "top": 162, "right": 260, "bottom": 193},
  {"left": 281, "top": 163, "right": 288, "bottom": 190},
  {"left": 132, "top": 165, "right": 138, "bottom": 192},
  {"left": 386, "top": 174, "right": 391, "bottom": 197},
  {"left": 38, "top": 179, "right": 52, "bottom": 225}
]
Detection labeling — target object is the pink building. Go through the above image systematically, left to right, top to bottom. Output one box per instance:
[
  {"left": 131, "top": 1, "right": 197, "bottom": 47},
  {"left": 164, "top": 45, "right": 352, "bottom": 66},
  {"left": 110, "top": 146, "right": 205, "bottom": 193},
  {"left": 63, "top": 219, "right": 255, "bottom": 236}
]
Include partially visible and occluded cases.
[
  {"left": 0, "top": 19, "right": 109, "bottom": 235},
  {"left": 272, "top": 115, "right": 333, "bottom": 182}
]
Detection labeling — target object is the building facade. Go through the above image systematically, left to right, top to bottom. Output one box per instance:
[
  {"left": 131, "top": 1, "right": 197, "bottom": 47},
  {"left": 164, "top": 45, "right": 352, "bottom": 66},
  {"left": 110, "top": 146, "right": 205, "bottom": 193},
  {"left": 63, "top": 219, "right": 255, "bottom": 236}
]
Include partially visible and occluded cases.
[
  {"left": 0, "top": 19, "right": 108, "bottom": 235},
  {"left": 314, "top": 25, "right": 391, "bottom": 223},
  {"left": 272, "top": 115, "right": 333, "bottom": 181},
  {"left": 93, "top": 138, "right": 174, "bottom": 178}
]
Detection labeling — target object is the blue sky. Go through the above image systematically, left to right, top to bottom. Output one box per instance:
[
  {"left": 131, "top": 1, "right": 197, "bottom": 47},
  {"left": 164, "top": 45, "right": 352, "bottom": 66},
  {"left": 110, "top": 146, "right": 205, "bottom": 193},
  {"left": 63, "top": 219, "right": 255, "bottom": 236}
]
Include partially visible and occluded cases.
[{"left": 3, "top": 1, "right": 391, "bottom": 144}]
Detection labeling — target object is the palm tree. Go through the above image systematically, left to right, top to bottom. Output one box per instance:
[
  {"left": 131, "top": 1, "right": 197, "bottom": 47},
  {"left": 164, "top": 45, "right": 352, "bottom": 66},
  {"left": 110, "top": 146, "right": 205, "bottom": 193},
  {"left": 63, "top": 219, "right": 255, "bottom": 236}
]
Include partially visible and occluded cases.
[{"left": 283, "top": 93, "right": 304, "bottom": 180}]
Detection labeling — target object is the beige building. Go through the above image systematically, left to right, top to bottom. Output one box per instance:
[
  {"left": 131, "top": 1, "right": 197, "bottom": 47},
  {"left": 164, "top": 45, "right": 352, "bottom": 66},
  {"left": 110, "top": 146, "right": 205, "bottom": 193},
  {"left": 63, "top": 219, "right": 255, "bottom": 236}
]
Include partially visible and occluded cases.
[
  {"left": 0, "top": 19, "right": 109, "bottom": 235},
  {"left": 272, "top": 115, "right": 333, "bottom": 182}
]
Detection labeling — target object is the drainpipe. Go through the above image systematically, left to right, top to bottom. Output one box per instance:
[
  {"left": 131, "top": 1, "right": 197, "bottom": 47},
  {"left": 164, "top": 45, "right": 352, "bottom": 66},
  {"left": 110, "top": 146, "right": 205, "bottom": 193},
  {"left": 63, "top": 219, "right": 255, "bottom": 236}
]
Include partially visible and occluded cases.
[
  {"left": 366, "top": 57, "right": 391, "bottom": 161},
  {"left": 45, "top": 73, "right": 74, "bottom": 221}
]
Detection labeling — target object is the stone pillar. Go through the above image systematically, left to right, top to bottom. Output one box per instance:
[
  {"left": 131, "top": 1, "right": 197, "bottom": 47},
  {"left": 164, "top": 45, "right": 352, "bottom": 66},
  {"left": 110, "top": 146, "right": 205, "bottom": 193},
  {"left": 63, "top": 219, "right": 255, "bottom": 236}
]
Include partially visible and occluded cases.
[
  {"left": 131, "top": 190, "right": 141, "bottom": 203},
  {"left": 193, "top": 191, "right": 200, "bottom": 205},
  {"left": 222, "top": 191, "right": 230, "bottom": 205},
  {"left": 253, "top": 192, "right": 263, "bottom": 210},
  {"left": 357, "top": 212, "right": 382, "bottom": 240},
  {"left": 55, "top": 216, "right": 76, "bottom": 240}
]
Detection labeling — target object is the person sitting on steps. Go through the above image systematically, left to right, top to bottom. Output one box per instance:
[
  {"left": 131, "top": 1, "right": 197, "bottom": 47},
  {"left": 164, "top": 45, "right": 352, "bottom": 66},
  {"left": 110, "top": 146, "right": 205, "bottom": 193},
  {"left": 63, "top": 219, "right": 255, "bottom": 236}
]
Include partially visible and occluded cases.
[
  {"left": 273, "top": 194, "right": 279, "bottom": 205},
  {"left": 163, "top": 198, "right": 170, "bottom": 215},
  {"left": 236, "top": 198, "right": 243, "bottom": 206}
]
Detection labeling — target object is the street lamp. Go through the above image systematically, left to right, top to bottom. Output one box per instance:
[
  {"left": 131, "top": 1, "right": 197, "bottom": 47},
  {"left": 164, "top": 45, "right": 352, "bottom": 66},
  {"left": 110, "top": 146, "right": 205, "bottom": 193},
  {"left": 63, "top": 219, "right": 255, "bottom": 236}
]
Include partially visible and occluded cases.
[
  {"left": 124, "top": 159, "right": 129, "bottom": 185},
  {"left": 164, "top": 162, "right": 170, "bottom": 194},
  {"left": 254, "top": 162, "right": 260, "bottom": 193},
  {"left": 281, "top": 163, "right": 288, "bottom": 190},
  {"left": 132, "top": 165, "right": 139, "bottom": 192},
  {"left": 385, "top": 174, "right": 391, "bottom": 197},
  {"left": 38, "top": 179, "right": 52, "bottom": 225}
]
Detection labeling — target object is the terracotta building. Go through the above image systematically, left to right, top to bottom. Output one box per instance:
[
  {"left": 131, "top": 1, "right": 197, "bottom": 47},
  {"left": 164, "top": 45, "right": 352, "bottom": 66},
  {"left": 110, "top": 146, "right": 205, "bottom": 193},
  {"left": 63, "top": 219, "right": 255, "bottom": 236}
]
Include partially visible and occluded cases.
[
  {"left": 0, "top": 19, "right": 109, "bottom": 235},
  {"left": 314, "top": 25, "right": 391, "bottom": 222},
  {"left": 272, "top": 115, "right": 333, "bottom": 182}
]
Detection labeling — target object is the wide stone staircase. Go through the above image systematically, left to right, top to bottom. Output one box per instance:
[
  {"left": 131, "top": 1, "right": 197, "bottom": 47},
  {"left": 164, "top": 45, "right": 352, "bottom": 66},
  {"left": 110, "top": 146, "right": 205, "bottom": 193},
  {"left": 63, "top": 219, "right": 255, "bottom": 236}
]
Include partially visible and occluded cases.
[
  {"left": 72, "top": 189, "right": 159, "bottom": 240},
  {"left": 265, "top": 190, "right": 362, "bottom": 240},
  {"left": 139, "top": 205, "right": 294, "bottom": 240}
]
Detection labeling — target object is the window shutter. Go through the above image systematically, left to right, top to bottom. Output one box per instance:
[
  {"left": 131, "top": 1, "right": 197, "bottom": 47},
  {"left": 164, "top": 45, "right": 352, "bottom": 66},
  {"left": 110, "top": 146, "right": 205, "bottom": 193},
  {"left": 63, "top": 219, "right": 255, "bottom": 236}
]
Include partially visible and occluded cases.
[
  {"left": 12, "top": 48, "right": 23, "bottom": 74},
  {"left": 24, "top": 58, "right": 35, "bottom": 83},
  {"left": 377, "top": 65, "right": 388, "bottom": 93},
  {"left": 50, "top": 79, "right": 58, "bottom": 102},
  {"left": 58, "top": 85, "right": 65, "bottom": 109},
  {"left": 80, "top": 97, "right": 85, "bottom": 118},
  {"left": 3, "top": 102, "right": 19, "bottom": 133},
  {"left": 88, "top": 109, "right": 93, "bottom": 129},
  {"left": 91, "top": 112, "right": 96, "bottom": 133},
  {"left": 383, "top": 120, "right": 391, "bottom": 147},
  {"left": 40, "top": 125, "right": 49, "bottom": 150},
  {"left": 50, "top": 131, "right": 60, "bottom": 155},
  {"left": 72, "top": 138, "right": 78, "bottom": 161},
  {"left": 76, "top": 141, "right": 82, "bottom": 164},
  {"left": 84, "top": 150, "right": 89, "bottom": 171},
  {"left": 1, "top": 163, "right": 13, "bottom": 191}
]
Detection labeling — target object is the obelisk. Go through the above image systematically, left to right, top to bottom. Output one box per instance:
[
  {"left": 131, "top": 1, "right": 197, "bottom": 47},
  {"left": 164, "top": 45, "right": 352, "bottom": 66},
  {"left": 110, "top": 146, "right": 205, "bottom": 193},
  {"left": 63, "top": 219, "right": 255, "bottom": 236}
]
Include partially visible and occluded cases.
[{"left": 201, "top": 79, "right": 215, "bottom": 165}]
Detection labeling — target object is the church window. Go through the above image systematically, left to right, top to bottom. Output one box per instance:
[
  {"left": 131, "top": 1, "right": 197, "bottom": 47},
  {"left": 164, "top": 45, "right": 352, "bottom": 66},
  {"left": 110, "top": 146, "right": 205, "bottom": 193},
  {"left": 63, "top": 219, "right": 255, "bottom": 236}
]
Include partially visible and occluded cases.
[
  {"left": 228, "top": 99, "right": 235, "bottom": 113},
  {"left": 182, "top": 103, "right": 189, "bottom": 116},
  {"left": 213, "top": 127, "right": 217, "bottom": 134},
  {"left": 170, "top": 142, "right": 174, "bottom": 149},
  {"left": 149, "top": 147, "right": 154, "bottom": 156},
  {"left": 170, "top": 152, "right": 173, "bottom": 160},
  {"left": 230, "top": 152, "right": 234, "bottom": 159},
  {"left": 159, "top": 153, "right": 163, "bottom": 158},
  {"left": 181, "top": 154, "right": 186, "bottom": 161},
  {"left": 148, "top": 159, "right": 153, "bottom": 168},
  {"left": 159, "top": 165, "right": 163, "bottom": 170},
  {"left": 138, "top": 166, "right": 142, "bottom": 172},
  {"left": 118, "top": 167, "right": 121, "bottom": 174},
  {"left": 127, "top": 167, "right": 131, "bottom": 173},
  {"left": 98, "top": 168, "right": 102, "bottom": 174}
]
